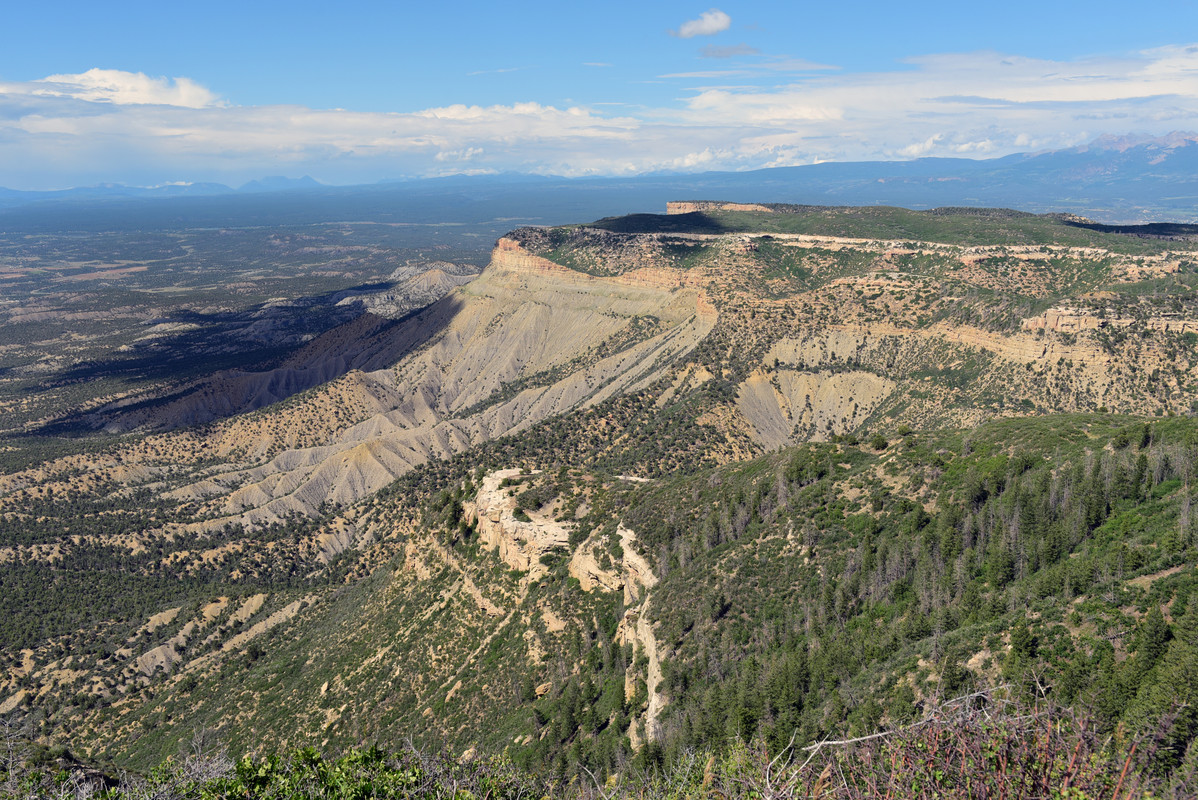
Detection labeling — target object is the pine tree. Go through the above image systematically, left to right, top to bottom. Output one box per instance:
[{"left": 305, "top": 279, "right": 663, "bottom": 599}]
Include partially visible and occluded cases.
[
  {"left": 1128, "top": 603, "right": 1198, "bottom": 772},
  {"left": 1137, "top": 606, "right": 1173, "bottom": 670}
]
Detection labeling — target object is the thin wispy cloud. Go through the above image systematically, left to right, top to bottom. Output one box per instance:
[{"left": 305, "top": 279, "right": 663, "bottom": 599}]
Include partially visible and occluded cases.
[
  {"left": 672, "top": 9, "right": 731, "bottom": 39},
  {"left": 700, "top": 44, "right": 760, "bottom": 59},
  {"left": 662, "top": 55, "right": 839, "bottom": 79},
  {"left": 661, "top": 58, "right": 838, "bottom": 79},
  {"left": 758, "top": 58, "right": 841, "bottom": 72},
  {"left": 466, "top": 66, "right": 532, "bottom": 76},
  {"left": 434, "top": 146, "right": 484, "bottom": 162}
]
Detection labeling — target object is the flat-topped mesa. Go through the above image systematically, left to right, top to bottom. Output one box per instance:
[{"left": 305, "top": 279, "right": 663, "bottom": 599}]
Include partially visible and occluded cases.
[{"left": 667, "top": 201, "right": 775, "bottom": 215}]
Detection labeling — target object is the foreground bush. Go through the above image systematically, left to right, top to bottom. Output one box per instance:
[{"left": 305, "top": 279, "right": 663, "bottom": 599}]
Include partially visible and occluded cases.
[{"left": 3, "top": 695, "right": 1195, "bottom": 798}]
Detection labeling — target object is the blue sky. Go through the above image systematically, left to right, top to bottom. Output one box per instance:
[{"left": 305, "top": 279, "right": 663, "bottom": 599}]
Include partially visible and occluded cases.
[{"left": 2, "top": 1, "right": 1197, "bottom": 189}]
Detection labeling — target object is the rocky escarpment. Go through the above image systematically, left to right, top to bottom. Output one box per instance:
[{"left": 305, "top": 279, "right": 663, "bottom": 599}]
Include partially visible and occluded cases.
[
  {"left": 666, "top": 201, "right": 776, "bottom": 215},
  {"left": 14, "top": 204, "right": 1198, "bottom": 773},
  {"left": 16, "top": 212, "right": 1198, "bottom": 534},
  {"left": 20, "top": 212, "right": 1198, "bottom": 533},
  {"left": 156, "top": 238, "right": 717, "bottom": 523},
  {"left": 1022, "top": 307, "right": 1198, "bottom": 334},
  {"left": 463, "top": 468, "right": 666, "bottom": 747},
  {"left": 464, "top": 469, "right": 570, "bottom": 584},
  {"left": 569, "top": 523, "right": 663, "bottom": 746},
  {"left": 568, "top": 524, "right": 657, "bottom": 607}
]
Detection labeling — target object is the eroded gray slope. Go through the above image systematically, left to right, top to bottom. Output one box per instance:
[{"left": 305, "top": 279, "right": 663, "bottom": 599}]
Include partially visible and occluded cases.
[{"left": 176, "top": 241, "right": 716, "bottom": 521}]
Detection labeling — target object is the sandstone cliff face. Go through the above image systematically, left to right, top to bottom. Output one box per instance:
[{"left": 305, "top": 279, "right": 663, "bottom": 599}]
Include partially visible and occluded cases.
[
  {"left": 666, "top": 201, "right": 775, "bottom": 215},
  {"left": 488, "top": 237, "right": 575, "bottom": 275},
  {"left": 1022, "top": 308, "right": 1198, "bottom": 334},
  {"left": 459, "top": 468, "right": 667, "bottom": 748},
  {"left": 464, "top": 469, "right": 570, "bottom": 583},
  {"left": 567, "top": 522, "right": 664, "bottom": 746},
  {"left": 569, "top": 524, "right": 658, "bottom": 606},
  {"left": 567, "top": 534, "right": 624, "bottom": 594},
  {"left": 632, "top": 606, "right": 665, "bottom": 746}
]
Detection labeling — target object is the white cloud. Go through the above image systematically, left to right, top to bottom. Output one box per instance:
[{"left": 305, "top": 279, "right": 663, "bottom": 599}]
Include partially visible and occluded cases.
[
  {"left": 673, "top": 9, "right": 731, "bottom": 39},
  {"left": 667, "top": 47, "right": 1198, "bottom": 164},
  {"left": 1, "top": 48, "right": 1197, "bottom": 189},
  {"left": 28, "top": 69, "right": 221, "bottom": 108},
  {"left": 899, "top": 134, "right": 944, "bottom": 157},
  {"left": 435, "top": 146, "right": 484, "bottom": 162}
]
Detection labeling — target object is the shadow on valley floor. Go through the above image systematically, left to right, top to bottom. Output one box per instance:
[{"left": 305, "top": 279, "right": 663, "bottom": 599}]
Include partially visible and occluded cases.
[
  {"left": 48, "top": 280, "right": 394, "bottom": 382},
  {"left": 27, "top": 287, "right": 467, "bottom": 436}
]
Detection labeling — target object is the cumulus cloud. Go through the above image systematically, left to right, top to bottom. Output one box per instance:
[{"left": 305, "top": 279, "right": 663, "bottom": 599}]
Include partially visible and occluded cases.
[
  {"left": 673, "top": 9, "right": 731, "bottom": 38},
  {"left": 669, "top": 47, "right": 1198, "bottom": 164},
  {"left": 1, "top": 48, "right": 1198, "bottom": 189},
  {"left": 27, "top": 69, "right": 221, "bottom": 108},
  {"left": 899, "top": 133, "right": 944, "bottom": 157}
]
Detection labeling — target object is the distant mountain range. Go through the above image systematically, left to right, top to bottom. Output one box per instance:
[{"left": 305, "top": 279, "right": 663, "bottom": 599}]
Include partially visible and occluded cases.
[
  {"left": 1, "top": 132, "right": 1195, "bottom": 229},
  {"left": 0, "top": 175, "right": 323, "bottom": 204}
]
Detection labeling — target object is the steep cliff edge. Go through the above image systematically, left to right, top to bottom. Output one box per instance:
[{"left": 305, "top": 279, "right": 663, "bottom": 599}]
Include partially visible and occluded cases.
[
  {"left": 160, "top": 238, "right": 717, "bottom": 523},
  {"left": 464, "top": 468, "right": 667, "bottom": 747},
  {"left": 464, "top": 469, "right": 570, "bottom": 584},
  {"left": 568, "top": 522, "right": 663, "bottom": 746}
]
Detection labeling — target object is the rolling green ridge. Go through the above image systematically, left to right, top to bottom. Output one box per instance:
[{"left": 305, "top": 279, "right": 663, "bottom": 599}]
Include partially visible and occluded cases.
[{"left": 62, "top": 413, "right": 1198, "bottom": 791}]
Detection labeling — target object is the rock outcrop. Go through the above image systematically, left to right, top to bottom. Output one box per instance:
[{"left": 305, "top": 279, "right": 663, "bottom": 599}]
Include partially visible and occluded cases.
[
  {"left": 666, "top": 201, "right": 775, "bottom": 215},
  {"left": 1022, "top": 307, "right": 1198, "bottom": 334},
  {"left": 458, "top": 469, "right": 666, "bottom": 748},
  {"left": 464, "top": 469, "right": 571, "bottom": 583},
  {"left": 569, "top": 523, "right": 663, "bottom": 746},
  {"left": 569, "top": 524, "right": 658, "bottom": 605}
]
